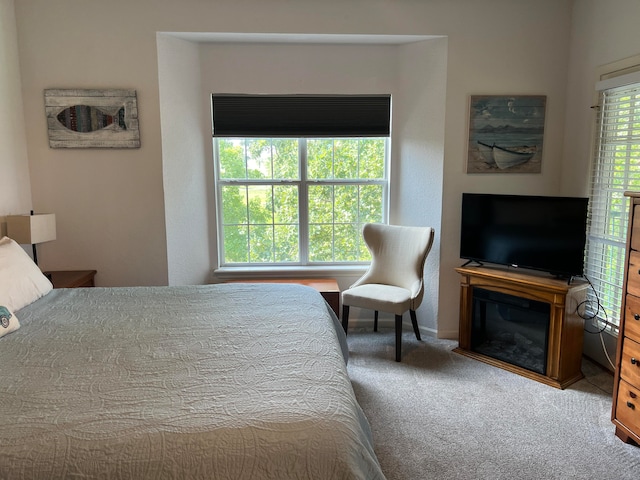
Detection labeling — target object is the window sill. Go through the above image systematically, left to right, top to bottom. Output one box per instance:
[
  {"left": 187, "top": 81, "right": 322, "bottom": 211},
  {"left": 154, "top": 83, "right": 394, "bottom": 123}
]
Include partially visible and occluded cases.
[
  {"left": 213, "top": 265, "right": 368, "bottom": 282},
  {"left": 589, "top": 318, "right": 619, "bottom": 337}
]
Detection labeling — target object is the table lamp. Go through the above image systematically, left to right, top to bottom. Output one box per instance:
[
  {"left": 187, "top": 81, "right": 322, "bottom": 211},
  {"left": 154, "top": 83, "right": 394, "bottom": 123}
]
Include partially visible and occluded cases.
[{"left": 6, "top": 211, "right": 56, "bottom": 266}]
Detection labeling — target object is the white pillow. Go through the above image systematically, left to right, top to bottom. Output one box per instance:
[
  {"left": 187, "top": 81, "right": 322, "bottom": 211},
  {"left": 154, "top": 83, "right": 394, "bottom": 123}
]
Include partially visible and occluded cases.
[
  {"left": 0, "top": 236, "right": 53, "bottom": 311},
  {"left": 0, "top": 306, "right": 20, "bottom": 338}
]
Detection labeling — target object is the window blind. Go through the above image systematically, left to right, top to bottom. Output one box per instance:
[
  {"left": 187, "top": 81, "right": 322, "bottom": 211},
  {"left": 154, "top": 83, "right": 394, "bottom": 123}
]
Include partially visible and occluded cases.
[
  {"left": 585, "top": 82, "right": 640, "bottom": 329},
  {"left": 211, "top": 94, "right": 391, "bottom": 137}
]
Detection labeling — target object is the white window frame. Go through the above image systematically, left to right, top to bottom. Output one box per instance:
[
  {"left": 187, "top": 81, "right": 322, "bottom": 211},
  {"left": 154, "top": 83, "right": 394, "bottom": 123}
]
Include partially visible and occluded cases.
[
  {"left": 585, "top": 64, "right": 640, "bottom": 332},
  {"left": 213, "top": 137, "right": 390, "bottom": 268}
]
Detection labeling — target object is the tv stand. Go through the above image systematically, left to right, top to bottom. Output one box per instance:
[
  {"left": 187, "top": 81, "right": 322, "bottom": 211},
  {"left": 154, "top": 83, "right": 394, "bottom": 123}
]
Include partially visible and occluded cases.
[
  {"left": 460, "top": 259, "right": 484, "bottom": 268},
  {"left": 454, "top": 265, "right": 589, "bottom": 389},
  {"left": 550, "top": 273, "right": 576, "bottom": 285}
]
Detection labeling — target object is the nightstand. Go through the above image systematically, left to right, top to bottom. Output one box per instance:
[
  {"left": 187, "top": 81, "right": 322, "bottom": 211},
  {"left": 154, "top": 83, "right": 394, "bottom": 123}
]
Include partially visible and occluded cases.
[
  {"left": 43, "top": 270, "right": 97, "bottom": 288},
  {"left": 228, "top": 278, "right": 340, "bottom": 316}
]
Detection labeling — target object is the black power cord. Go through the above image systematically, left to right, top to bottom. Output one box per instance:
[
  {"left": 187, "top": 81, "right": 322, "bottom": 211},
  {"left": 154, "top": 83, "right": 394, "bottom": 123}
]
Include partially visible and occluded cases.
[
  {"left": 574, "top": 274, "right": 616, "bottom": 369},
  {"left": 575, "top": 275, "right": 612, "bottom": 334}
]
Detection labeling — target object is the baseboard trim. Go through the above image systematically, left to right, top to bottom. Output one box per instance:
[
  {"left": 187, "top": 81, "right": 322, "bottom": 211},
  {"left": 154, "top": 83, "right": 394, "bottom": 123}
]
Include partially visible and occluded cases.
[{"left": 346, "top": 317, "right": 455, "bottom": 340}]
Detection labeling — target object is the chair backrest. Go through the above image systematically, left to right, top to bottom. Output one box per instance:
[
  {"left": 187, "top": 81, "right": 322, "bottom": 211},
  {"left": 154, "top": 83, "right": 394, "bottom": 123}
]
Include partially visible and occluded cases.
[{"left": 355, "top": 223, "right": 435, "bottom": 309}]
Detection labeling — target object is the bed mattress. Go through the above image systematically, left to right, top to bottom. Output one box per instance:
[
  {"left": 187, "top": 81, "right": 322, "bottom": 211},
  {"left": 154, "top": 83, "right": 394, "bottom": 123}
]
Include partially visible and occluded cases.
[{"left": 0, "top": 283, "right": 385, "bottom": 479}]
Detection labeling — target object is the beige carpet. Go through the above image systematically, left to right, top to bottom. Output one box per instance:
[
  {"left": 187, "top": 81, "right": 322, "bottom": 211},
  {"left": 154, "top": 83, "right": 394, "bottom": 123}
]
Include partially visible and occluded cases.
[{"left": 346, "top": 329, "right": 640, "bottom": 480}]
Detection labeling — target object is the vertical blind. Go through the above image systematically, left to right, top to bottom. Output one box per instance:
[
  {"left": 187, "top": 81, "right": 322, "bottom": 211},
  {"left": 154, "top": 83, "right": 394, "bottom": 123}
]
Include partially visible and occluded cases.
[
  {"left": 585, "top": 82, "right": 640, "bottom": 328},
  {"left": 211, "top": 94, "right": 391, "bottom": 137}
]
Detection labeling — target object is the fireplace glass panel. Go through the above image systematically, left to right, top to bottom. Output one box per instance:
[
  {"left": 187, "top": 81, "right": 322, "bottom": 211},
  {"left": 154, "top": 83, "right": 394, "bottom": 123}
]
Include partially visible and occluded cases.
[{"left": 471, "top": 287, "right": 550, "bottom": 374}]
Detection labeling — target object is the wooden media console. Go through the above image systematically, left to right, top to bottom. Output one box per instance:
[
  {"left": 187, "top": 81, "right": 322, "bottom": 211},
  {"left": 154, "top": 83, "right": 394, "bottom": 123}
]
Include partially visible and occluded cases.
[{"left": 454, "top": 266, "right": 589, "bottom": 389}]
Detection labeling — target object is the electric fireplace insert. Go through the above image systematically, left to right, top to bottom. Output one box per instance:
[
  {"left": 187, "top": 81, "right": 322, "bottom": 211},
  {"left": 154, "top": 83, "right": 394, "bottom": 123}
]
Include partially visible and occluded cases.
[{"left": 470, "top": 287, "right": 550, "bottom": 375}]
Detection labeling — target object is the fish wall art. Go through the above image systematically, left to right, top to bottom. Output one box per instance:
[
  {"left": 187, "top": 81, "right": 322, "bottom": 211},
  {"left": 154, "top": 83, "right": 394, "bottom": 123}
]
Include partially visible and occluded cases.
[{"left": 44, "top": 89, "right": 140, "bottom": 148}]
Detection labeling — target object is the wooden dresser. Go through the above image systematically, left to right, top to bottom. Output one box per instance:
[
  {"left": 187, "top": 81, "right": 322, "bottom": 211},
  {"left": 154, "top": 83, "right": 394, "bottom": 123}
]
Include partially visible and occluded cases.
[{"left": 612, "top": 192, "right": 640, "bottom": 445}]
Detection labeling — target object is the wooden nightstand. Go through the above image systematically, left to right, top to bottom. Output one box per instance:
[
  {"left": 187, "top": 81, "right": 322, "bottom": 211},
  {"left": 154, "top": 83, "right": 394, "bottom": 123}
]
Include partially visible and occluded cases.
[
  {"left": 44, "top": 270, "right": 97, "bottom": 288},
  {"left": 228, "top": 278, "right": 340, "bottom": 316}
]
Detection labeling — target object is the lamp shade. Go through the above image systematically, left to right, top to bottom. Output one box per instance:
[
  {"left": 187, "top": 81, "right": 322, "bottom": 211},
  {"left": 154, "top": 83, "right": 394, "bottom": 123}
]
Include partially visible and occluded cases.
[{"left": 6, "top": 214, "right": 56, "bottom": 245}]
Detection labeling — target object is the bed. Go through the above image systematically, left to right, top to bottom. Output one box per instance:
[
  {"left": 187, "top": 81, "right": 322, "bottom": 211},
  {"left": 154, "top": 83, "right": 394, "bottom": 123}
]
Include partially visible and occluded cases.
[{"left": 0, "top": 237, "right": 386, "bottom": 479}]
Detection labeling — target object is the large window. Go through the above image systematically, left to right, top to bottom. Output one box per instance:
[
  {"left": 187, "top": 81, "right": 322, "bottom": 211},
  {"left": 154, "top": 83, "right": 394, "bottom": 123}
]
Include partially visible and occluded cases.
[
  {"left": 585, "top": 79, "right": 640, "bottom": 329},
  {"left": 212, "top": 95, "right": 390, "bottom": 266}
]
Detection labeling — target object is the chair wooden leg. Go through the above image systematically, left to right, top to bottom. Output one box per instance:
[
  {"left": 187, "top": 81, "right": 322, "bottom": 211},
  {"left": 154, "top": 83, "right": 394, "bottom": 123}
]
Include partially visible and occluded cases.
[
  {"left": 342, "top": 305, "right": 350, "bottom": 335},
  {"left": 410, "top": 309, "right": 421, "bottom": 341},
  {"left": 374, "top": 311, "right": 378, "bottom": 332},
  {"left": 395, "top": 314, "right": 403, "bottom": 362}
]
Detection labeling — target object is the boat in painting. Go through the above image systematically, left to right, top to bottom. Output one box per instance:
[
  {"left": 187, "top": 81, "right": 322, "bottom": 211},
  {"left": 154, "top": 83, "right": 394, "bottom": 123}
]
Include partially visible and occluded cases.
[
  {"left": 476, "top": 141, "right": 537, "bottom": 169},
  {"left": 477, "top": 141, "right": 496, "bottom": 166}
]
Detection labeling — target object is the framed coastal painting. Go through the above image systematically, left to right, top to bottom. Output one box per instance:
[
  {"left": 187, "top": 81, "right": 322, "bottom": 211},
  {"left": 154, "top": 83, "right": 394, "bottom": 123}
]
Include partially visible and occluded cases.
[
  {"left": 44, "top": 89, "right": 140, "bottom": 148},
  {"left": 466, "top": 95, "right": 546, "bottom": 174}
]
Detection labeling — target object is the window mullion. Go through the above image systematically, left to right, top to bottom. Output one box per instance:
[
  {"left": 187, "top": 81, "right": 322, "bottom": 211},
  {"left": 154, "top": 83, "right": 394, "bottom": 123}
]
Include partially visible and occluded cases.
[{"left": 299, "top": 139, "right": 309, "bottom": 264}]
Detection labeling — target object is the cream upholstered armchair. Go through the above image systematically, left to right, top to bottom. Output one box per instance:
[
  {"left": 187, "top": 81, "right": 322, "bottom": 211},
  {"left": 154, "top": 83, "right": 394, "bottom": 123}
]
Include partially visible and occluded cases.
[{"left": 341, "top": 223, "right": 435, "bottom": 362}]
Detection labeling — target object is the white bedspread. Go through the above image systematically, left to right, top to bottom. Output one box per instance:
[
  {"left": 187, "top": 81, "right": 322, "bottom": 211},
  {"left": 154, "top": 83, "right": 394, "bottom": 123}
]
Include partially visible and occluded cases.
[{"left": 0, "top": 283, "right": 385, "bottom": 479}]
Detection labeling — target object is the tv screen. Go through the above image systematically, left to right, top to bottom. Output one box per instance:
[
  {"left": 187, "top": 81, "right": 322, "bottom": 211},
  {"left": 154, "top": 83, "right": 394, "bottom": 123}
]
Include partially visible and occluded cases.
[{"left": 460, "top": 193, "right": 589, "bottom": 278}]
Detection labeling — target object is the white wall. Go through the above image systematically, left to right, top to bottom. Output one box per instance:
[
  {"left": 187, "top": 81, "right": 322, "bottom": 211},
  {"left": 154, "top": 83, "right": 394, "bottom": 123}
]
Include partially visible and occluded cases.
[
  {"left": 0, "top": 0, "right": 31, "bottom": 221},
  {"left": 11, "top": 0, "right": 579, "bottom": 337},
  {"left": 14, "top": 0, "right": 169, "bottom": 286},
  {"left": 562, "top": 0, "right": 640, "bottom": 198},
  {"left": 563, "top": 0, "right": 640, "bottom": 367},
  {"left": 435, "top": 1, "right": 574, "bottom": 337},
  {"left": 157, "top": 35, "right": 213, "bottom": 286},
  {"left": 158, "top": 36, "right": 446, "bottom": 331},
  {"left": 394, "top": 38, "right": 448, "bottom": 334},
  {"left": 197, "top": 40, "right": 404, "bottom": 296}
]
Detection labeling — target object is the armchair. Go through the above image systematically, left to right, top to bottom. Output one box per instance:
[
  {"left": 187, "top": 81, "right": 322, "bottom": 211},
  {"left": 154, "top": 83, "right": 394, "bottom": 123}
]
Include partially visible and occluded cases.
[{"left": 341, "top": 223, "right": 435, "bottom": 361}]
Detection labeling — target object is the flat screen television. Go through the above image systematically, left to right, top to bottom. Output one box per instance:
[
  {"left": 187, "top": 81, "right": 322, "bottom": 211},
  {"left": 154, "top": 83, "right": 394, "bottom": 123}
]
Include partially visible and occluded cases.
[{"left": 460, "top": 193, "right": 589, "bottom": 278}]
